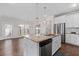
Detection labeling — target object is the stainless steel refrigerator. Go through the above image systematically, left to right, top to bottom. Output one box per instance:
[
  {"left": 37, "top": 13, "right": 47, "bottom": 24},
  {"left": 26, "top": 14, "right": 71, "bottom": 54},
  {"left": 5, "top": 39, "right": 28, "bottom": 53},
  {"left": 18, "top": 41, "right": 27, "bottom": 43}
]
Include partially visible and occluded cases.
[{"left": 54, "top": 23, "right": 66, "bottom": 43}]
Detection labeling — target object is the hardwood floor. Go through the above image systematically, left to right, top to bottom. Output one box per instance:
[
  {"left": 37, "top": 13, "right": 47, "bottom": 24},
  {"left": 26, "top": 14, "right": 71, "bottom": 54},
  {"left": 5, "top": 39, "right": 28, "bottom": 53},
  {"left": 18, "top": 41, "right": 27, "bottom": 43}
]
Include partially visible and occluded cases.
[
  {"left": 0, "top": 39, "right": 79, "bottom": 56},
  {"left": 0, "top": 39, "right": 23, "bottom": 56},
  {"left": 12, "top": 39, "right": 22, "bottom": 56},
  {"left": 0, "top": 41, "right": 5, "bottom": 56},
  {"left": 60, "top": 43, "right": 79, "bottom": 56}
]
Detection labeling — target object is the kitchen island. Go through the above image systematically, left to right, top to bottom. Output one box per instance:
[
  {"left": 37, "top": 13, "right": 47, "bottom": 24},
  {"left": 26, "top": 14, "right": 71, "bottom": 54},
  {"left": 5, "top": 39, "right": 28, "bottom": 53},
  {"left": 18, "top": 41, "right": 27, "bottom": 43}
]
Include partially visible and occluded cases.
[
  {"left": 0, "top": 34, "right": 61, "bottom": 56},
  {"left": 20, "top": 34, "right": 61, "bottom": 56}
]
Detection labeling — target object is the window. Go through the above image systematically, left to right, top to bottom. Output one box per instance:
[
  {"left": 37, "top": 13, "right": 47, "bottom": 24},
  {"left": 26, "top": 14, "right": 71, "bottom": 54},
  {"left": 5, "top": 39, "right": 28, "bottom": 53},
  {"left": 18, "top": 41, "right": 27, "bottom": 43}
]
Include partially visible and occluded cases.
[{"left": 3, "top": 24, "right": 12, "bottom": 37}]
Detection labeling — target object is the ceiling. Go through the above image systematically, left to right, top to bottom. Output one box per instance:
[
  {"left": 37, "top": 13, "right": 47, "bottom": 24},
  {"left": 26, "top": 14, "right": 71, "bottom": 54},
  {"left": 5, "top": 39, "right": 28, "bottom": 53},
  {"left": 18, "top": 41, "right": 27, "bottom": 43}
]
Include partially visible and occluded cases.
[{"left": 0, "top": 3, "right": 79, "bottom": 24}]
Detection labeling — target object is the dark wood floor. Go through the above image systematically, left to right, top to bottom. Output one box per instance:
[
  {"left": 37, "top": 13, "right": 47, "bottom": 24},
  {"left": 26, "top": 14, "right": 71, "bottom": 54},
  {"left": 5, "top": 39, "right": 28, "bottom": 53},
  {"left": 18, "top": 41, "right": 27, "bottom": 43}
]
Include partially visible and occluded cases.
[
  {"left": 0, "top": 39, "right": 79, "bottom": 56},
  {"left": 0, "top": 39, "right": 22, "bottom": 56},
  {"left": 60, "top": 43, "right": 79, "bottom": 56}
]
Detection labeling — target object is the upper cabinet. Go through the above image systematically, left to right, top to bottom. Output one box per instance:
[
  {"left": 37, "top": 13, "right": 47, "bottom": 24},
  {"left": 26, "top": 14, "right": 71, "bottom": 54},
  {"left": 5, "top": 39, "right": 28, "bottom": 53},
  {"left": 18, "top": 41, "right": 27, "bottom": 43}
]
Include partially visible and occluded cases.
[
  {"left": 55, "top": 13, "right": 79, "bottom": 28},
  {"left": 65, "top": 13, "right": 79, "bottom": 27},
  {"left": 71, "top": 13, "right": 79, "bottom": 27},
  {"left": 55, "top": 15, "right": 73, "bottom": 27},
  {"left": 65, "top": 15, "right": 74, "bottom": 27}
]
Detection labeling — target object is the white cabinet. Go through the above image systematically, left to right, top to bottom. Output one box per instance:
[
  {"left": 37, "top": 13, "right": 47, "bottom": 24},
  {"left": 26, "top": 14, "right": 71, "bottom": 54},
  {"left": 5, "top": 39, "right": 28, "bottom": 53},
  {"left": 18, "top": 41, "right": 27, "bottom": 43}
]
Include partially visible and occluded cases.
[
  {"left": 55, "top": 13, "right": 79, "bottom": 27},
  {"left": 65, "top": 13, "right": 79, "bottom": 27},
  {"left": 71, "top": 13, "right": 79, "bottom": 27},
  {"left": 55, "top": 15, "right": 73, "bottom": 27},
  {"left": 65, "top": 15, "right": 74, "bottom": 27},
  {"left": 66, "top": 34, "right": 79, "bottom": 46},
  {"left": 66, "top": 34, "right": 71, "bottom": 43},
  {"left": 66, "top": 34, "right": 76, "bottom": 44},
  {"left": 70, "top": 34, "right": 79, "bottom": 46},
  {"left": 70, "top": 34, "right": 77, "bottom": 45},
  {"left": 52, "top": 35, "right": 61, "bottom": 55},
  {"left": 75, "top": 35, "right": 79, "bottom": 46},
  {"left": 19, "top": 38, "right": 39, "bottom": 56},
  {"left": 26, "top": 39, "right": 39, "bottom": 56}
]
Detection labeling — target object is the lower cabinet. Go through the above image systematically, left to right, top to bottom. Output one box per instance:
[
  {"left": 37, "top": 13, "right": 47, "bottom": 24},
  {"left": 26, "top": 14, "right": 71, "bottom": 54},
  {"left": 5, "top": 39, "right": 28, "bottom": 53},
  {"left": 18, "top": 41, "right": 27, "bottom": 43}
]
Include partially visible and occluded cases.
[
  {"left": 66, "top": 34, "right": 79, "bottom": 46},
  {"left": 66, "top": 34, "right": 71, "bottom": 43},
  {"left": 52, "top": 35, "right": 61, "bottom": 55},
  {"left": 19, "top": 38, "right": 39, "bottom": 56}
]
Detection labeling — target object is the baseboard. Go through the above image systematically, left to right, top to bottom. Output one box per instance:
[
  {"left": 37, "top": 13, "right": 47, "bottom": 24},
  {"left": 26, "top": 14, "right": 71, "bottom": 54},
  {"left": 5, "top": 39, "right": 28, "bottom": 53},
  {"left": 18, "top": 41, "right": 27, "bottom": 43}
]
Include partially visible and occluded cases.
[{"left": 62, "top": 43, "right": 79, "bottom": 47}]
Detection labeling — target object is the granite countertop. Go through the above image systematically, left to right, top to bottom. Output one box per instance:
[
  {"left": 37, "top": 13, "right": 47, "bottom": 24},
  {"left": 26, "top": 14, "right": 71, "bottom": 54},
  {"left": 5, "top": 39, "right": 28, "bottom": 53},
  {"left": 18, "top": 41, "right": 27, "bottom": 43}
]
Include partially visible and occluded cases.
[
  {"left": 0, "top": 34, "right": 60, "bottom": 43},
  {"left": 24, "top": 34, "right": 60, "bottom": 43}
]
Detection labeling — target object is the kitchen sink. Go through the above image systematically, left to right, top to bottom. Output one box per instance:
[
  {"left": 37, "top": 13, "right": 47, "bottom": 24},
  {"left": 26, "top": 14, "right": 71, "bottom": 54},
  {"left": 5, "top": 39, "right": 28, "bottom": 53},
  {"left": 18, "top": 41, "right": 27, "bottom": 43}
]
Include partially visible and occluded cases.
[{"left": 45, "top": 34, "right": 56, "bottom": 36}]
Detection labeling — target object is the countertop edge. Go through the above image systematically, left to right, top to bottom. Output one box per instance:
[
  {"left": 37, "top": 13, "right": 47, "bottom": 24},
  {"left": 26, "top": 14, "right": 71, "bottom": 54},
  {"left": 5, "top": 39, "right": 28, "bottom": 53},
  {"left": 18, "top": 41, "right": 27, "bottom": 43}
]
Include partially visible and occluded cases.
[{"left": 0, "top": 34, "right": 60, "bottom": 43}]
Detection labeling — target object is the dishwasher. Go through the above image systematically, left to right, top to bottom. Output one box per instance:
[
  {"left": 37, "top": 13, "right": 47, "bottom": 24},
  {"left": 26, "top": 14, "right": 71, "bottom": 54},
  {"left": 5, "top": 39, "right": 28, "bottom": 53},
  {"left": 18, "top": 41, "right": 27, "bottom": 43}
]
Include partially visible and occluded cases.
[{"left": 39, "top": 38, "right": 52, "bottom": 56}]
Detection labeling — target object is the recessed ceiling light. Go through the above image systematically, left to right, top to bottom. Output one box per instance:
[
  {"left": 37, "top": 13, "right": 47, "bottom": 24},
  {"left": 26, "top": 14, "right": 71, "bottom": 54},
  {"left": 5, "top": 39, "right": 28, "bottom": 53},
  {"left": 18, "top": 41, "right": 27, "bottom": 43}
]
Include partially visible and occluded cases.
[
  {"left": 8, "top": 3, "right": 16, "bottom": 5},
  {"left": 71, "top": 3, "right": 77, "bottom": 7}
]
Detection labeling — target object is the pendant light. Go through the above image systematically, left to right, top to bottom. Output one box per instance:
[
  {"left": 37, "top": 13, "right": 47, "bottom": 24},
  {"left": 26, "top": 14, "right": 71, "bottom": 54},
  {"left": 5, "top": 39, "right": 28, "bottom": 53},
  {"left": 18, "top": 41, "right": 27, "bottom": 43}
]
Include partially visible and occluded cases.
[
  {"left": 35, "top": 3, "right": 39, "bottom": 21},
  {"left": 35, "top": 3, "right": 40, "bottom": 36},
  {"left": 43, "top": 6, "right": 47, "bottom": 20}
]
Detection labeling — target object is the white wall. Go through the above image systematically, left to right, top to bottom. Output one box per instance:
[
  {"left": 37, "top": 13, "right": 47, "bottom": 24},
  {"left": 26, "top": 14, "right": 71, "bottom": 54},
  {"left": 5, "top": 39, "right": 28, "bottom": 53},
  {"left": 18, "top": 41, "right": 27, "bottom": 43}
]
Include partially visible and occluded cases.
[
  {"left": 55, "top": 12, "right": 79, "bottom": 28},
  {"left": 54, "top": 15, "right": 66, "bottom": 24}
]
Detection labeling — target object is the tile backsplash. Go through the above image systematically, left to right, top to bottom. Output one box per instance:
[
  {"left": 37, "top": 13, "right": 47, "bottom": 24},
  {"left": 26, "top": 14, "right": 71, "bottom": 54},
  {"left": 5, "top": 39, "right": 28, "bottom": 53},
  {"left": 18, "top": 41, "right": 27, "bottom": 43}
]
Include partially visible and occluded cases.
[{"left": 66, "top": 27, "right": 79, "bottom": 33}]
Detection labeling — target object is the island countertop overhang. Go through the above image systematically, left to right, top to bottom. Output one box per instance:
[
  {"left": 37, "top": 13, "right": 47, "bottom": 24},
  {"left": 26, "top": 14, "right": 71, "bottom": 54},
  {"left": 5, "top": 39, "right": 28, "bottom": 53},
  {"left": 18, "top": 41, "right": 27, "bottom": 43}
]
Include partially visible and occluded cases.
[
  {"left": 0, "top": 34, "right": 60, "bottom": 43},
  {"left": 24, "top": 34, "right": 60, "bottom": 43}
]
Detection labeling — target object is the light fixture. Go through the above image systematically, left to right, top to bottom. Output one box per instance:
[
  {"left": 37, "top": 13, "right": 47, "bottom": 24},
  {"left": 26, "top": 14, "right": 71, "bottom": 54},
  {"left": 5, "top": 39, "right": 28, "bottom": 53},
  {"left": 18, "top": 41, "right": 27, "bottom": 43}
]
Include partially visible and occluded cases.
[
  {"left": 9, "top": 3, "right": 16, "bottom": 5},
  {"left": 35, "top": 3, "right": 40, "bottom": 20},
  {"left": 71, "top": 3, "right": 77, "bottom": 7},
  {"left": 43, "top": 6, "right": 48, "bottom": 20},
  {"left": 18, "top": 24, "right": 24, "bottom": 27},
  {"left": 24, "top": 35, "right": 29, "bottom": 38}
]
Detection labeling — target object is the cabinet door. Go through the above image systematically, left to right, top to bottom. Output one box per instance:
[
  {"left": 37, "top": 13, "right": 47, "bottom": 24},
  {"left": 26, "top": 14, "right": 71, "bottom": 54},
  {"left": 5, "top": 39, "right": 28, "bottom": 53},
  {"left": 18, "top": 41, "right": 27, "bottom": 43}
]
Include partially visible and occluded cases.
[
  {"left": 65, "top": 13, "right": 79, "bottom": 27},
  {"left": 72, "top": 13, "right": 79, "bottom": 27},
  {"left": 65, "top": 15, "right": 74, "bottom": 27},
  {"left": 66, "top": 34, "right": 71, "bottom": 43},
  {"left": 66, "top": 34, "right": 79, "bottom": 46},
  {"left": 70, "top": 34, "right": 79, "bottom": 46},
  {"left": 70, "top": 34, "right": 76, "bottom": 45},
  {"left": 75, "top": 35, "right": 79, "bottom": 46},
  {"left": 52, "top": 36, "right": 61, "bottom": 55},
  {"left": 57, "top": 36, "right": 61, "bottom": 48},
  {"left": 19, "top": 38, "right": 39, "bottom": 56},
  {"left": 52, "top": 38, "right": 58, "bottom": 55},
  {"left": 26, "top": 39, "right": 39, "bottom": 56}
]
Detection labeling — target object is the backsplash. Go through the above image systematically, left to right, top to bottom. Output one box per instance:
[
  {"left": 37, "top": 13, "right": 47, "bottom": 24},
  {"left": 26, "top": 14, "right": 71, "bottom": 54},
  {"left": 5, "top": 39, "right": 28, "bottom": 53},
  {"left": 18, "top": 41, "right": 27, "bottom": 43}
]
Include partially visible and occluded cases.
[{"left": 66, "top": 27, "right": 79, "bottom": 33}]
